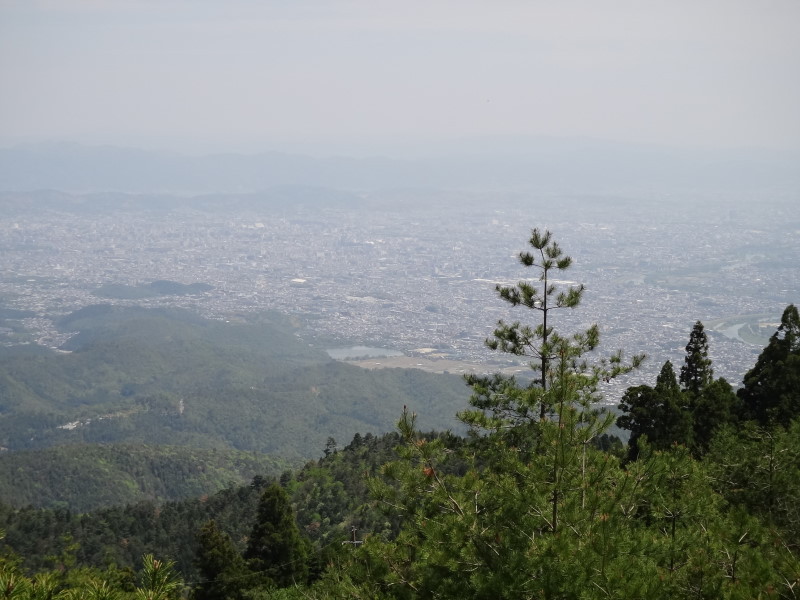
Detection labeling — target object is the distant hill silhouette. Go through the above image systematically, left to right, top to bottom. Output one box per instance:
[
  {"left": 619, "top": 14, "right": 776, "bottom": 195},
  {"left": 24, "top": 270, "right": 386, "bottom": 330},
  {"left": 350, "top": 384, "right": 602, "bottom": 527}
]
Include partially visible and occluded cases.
[{"left": 1, "top": 140, "right": 797, "bottom": 194}]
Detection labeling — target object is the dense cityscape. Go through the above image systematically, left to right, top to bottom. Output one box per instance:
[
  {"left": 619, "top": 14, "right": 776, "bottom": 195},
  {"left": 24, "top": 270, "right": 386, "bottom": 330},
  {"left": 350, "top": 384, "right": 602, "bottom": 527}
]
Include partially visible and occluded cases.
[{"left": 1, "top": 188, "right": 797, "bottom": 403}]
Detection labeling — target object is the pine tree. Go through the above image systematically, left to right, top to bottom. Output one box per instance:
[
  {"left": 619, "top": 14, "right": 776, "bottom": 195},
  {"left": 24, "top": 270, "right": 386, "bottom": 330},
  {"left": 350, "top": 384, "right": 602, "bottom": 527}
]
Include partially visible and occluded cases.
[
  {"left": 482, "top": 228, "right": 586, "bottom": 420},
  {"left": 348, "top": 229, "right": 645, "bottom": 598},
  {"left": 463, "top": 229, "right": 643, "bottom": 441},
  {"left": 739, "top": 304, "right": 800, "bottom": 426},
  {"left": 680, "top": 321, "right": 713, "bottom": 397},
  {"left": 707, "top": 421, "right": 800, "bottom": 543},
  {"left": 244, "top": 483, "right": 308, "bottom": 588},
  {"left": 193, "top": 520, "right": 250, "bottom": 600},
  {"left": 135, "top": 555, "right": 182, "bottom": 600}
]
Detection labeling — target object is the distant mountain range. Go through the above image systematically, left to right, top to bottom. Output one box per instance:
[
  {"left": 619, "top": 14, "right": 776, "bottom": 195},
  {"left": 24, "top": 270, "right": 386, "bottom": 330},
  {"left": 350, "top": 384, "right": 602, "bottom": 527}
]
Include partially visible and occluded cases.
[{"left": 1, "top": 139, "right": 797, "bottom": 194}]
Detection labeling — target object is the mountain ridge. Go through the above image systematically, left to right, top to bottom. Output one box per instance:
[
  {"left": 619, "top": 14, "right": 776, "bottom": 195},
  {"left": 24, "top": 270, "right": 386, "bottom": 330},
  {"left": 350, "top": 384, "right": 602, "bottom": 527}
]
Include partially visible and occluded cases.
[{"left": 2, "top": 140, "right": 797, "bottom": 194}]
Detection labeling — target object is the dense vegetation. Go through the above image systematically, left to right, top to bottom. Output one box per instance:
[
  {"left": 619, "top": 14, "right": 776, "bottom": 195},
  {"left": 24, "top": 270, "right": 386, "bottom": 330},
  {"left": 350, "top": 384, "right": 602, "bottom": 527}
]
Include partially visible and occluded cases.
[
  {"left": 1, "top": 230, "right": 798, "bottom": 599},
  {"left": 0, "top": 431, "right": 409, "bottom": 580},
  {"left": 0, "top": 444, "right": 287, "bottom": 512}
]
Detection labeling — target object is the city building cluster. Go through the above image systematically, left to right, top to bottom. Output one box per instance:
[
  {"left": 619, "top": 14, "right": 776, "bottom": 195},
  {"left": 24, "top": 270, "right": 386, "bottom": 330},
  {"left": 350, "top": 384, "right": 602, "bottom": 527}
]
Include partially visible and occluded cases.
[{"left": 0, "top": 190, "right": 796, "bottom": 403}]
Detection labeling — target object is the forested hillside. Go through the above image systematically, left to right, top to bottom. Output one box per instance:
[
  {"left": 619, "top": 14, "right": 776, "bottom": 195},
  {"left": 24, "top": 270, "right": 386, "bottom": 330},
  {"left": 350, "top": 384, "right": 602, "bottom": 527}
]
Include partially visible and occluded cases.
[
  {"left": 0, "top": 305, "right": 467, "bottom": 462},
  {"left": 1, "top": 411, "right": 797, "bottom": 598},
  {"left": 0, "top": 431, "right": 409, "bottom": 581},
  {"left": 0, "top": 444, "right": 287, "bottom": 512}
]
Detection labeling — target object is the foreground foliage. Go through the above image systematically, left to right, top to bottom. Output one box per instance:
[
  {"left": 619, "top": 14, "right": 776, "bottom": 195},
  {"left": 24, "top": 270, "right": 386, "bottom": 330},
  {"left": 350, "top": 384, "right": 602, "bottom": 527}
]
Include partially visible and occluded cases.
[{"left": 316, "top": 415, "right": 797, "bottom": 599}]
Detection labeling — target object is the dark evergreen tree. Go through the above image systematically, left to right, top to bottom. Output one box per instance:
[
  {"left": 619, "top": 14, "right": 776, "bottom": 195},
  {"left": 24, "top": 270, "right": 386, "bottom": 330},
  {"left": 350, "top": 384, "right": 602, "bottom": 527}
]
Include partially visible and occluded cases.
[
  {"left": 739, "top": 304, "right": 800, "bottom": 426},
  {"left": 673, "top": 320, "right": 741, "bottom": 455},
  {"left": 679, "top": 321, "right": 713, "bottom": 397},
  {"left": 656, "top": 359, "right": 681, "bottom": 394},
  {"left": 618, "top": 360, "right": 692, "bottom": 458},
  {"left": 650, "top": 360, "right": 693, "bottom": 449},
  {"left": 689, "top": 377, "right": 740, "bottom": 456},
  {"left": 616, "top": 385, "right": 656, "bottom": 459},
  {"left": 323, "top": 437, "right": 337, "bottom": 458},
  {"left": 244, "top": 483, "right": 308, "bottom": 588},
  {"left": 193, "top": 520, "right": 250, "bottom": 600}
]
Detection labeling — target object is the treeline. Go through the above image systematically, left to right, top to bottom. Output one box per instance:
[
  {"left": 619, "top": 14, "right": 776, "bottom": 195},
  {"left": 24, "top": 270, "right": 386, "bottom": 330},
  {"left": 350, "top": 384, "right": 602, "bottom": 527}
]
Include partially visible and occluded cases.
[
  {"left": 619, "top": 308, "right": 800, "bottom": 461},
  {"left": 2, "top": 390, "right": 797, "bottom": 597}
]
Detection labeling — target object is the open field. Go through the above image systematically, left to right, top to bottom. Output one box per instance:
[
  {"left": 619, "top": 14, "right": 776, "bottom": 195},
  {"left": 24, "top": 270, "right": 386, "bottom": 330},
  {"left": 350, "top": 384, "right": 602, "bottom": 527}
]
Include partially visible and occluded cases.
[{"left": 346, "top": 355, "right": 529, "bottom": 378}]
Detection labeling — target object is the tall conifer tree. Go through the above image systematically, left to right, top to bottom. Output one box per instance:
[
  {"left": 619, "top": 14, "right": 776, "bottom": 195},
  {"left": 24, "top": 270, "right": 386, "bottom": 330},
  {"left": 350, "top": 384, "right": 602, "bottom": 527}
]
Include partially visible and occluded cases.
[
  {"left": 473, "top": 228, "right": 586, "bottom": 421},
  {"left": 739, "top": 304, "right": 800, "bottom": 426},
  {"left": 680, "top": 321, "right": 713, "bottom": 397},
  {"left": 245, "top": 483, "right": 308, "bottom": 588},
  {"left": 194, "top": 520, "right": 250, "bottom": 600}
]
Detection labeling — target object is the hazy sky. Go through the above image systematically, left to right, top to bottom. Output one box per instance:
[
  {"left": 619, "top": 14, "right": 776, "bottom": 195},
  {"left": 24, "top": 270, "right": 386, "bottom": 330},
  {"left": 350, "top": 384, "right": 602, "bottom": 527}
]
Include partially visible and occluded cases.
[{"left": 1, "top": 0, "right": 799, "bottom": 156}]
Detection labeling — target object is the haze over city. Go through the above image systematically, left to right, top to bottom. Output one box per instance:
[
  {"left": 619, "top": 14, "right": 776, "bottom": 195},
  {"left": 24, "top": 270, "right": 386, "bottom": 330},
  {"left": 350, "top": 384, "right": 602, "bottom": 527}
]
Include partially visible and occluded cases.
[{"left": 1, "top": 1, "right": 798, "bottom": 394}]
